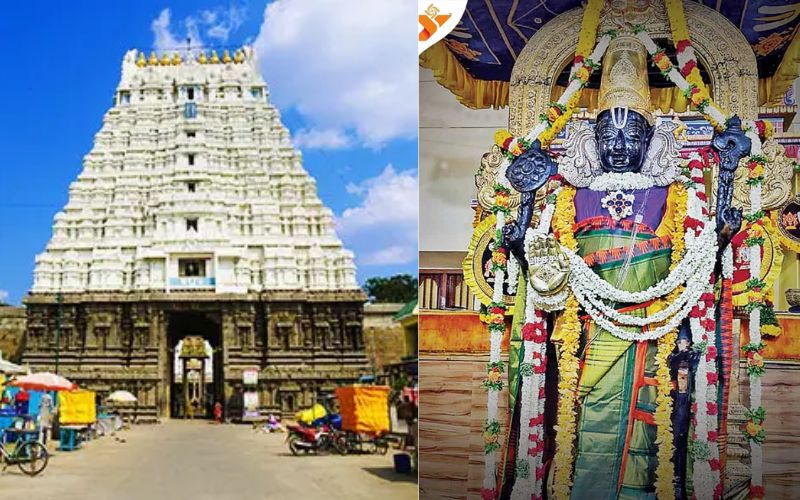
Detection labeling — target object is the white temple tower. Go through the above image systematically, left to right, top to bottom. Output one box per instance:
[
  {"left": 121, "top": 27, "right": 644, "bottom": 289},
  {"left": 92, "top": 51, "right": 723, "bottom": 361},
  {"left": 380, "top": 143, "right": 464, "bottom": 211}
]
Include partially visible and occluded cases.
[
  {"left": 32, "top": 47, "right": 358, "bottom": 295},
  {"left": 24, "top": 48, "right": 368, "bottom": 419}
]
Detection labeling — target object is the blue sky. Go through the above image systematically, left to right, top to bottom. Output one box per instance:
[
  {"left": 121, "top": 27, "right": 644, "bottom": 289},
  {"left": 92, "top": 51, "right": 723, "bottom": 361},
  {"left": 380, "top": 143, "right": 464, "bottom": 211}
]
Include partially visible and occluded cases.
[{"left": 0, "top": 1, "right": 418, "bottom": 305}]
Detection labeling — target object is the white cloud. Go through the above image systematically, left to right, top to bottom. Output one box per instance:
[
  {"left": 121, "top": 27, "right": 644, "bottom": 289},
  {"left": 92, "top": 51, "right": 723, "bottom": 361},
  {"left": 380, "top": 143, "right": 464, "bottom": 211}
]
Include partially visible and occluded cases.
[
  {"left": 253, "top": 0, "right": 417, "bottom": 147},
  {"left": 150, "top": 4, "right": 245, "bottom": 51},
  {"left": 205, "top": 5, "right": 245, "bottom": 42},
  {"left": 152, "top": 9, "right": 182, "bottom": 51},
  {"left": 293, "top": 128, "right": 352, "bottom": 150},
  {"left": 337, "top": 165, "right": 418, "bottom": 266},
  {"left": 362, "top": 246, "right": 416, "bottom": 266},
  {"left": 0, "top": 290, "right": 8, "bottom": 304}
]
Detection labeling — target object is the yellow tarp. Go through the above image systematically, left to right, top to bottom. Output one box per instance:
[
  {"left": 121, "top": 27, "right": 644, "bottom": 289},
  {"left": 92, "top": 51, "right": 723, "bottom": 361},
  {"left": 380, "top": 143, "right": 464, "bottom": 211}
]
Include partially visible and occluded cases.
[
  {"left": 335, "top": 385, "right": 390, "bottom": 435},
  {"left": 58, "top": 390, "right": 96, "bottom": 425},
  {"left": 294, "top": 403, "right": 326, "bottom": 425}
]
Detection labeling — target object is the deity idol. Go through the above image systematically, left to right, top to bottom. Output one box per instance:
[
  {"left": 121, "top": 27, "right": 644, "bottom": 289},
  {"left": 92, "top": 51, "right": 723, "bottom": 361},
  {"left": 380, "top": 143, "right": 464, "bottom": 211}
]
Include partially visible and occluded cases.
[{"left": 499, "top": 36, "right": 750, "bottom": 499}]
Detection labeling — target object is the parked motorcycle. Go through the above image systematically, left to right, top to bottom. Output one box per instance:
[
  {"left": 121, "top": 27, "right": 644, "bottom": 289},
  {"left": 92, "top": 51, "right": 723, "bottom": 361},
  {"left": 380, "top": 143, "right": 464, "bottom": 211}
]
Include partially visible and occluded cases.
[{"left": 286, "top": 423, "right": 346, "bottom": 455}]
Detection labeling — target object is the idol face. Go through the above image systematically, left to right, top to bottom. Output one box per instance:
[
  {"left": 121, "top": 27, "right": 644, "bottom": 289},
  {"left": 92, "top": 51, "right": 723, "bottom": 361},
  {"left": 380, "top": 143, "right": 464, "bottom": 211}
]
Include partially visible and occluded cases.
[{"left": 595, "top": 109, "right": 653, "bottom": 173}]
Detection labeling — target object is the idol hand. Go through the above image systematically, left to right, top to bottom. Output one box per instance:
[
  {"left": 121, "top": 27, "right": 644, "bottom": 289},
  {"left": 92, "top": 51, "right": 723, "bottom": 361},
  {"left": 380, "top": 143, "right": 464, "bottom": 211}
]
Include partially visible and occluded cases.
[
  {"left": 712, "top": 115, "right": 751, "bottom": 173},
  {"left": 712, "top": 115, "right": 750, "bottom": 254},
  {"left": 501, "top": 141, "right": 557, "bottom": 272},
  {"left": 717, "top": 205, "right": 743, "bottom": 241},
  {"left": 501, "top": 218, "right": 528, "bottom": 273}
]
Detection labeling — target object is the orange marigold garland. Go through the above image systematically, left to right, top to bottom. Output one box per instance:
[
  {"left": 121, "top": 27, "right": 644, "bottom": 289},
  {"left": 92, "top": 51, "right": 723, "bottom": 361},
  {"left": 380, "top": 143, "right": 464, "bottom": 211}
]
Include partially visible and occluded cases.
[{"left": 550, "top": 187, "right": 581, "bottom": 499}]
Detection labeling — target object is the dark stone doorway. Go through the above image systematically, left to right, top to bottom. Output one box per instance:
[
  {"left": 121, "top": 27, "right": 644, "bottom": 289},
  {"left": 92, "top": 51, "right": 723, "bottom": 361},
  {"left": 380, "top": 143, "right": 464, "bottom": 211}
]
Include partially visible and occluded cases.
[{"left": 166, "top": 311, "right": 223, "bottom": 418}]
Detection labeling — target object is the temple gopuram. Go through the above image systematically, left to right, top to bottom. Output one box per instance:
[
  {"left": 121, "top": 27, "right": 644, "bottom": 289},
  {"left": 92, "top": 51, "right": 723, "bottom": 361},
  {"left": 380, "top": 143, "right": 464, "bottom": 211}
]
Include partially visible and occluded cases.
[{"left": 23, "top": 47, "right": 368, "bottom": 420}]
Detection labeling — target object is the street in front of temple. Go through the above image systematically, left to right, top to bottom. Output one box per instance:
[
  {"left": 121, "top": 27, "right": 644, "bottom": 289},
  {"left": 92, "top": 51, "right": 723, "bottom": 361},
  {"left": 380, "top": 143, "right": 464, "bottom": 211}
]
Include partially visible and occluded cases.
[{"left": 0, "top": 420, "right": 417, "bottom": 500}]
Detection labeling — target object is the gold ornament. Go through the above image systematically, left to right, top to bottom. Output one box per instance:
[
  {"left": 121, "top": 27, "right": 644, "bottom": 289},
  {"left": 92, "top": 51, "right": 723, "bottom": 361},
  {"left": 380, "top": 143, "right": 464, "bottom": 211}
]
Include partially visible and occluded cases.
[
  {"left": 597, "top": 35, "right": 653, "bottom": 123},
  {"left": 234, "top": 49, "right": 245, "bottom": 63},
  {"left": 210, "top": 50, "right": 220, "bottom": 64},
  {"left": 222, "top": 50, "right": 232, "bottom": 63},
  {"left": 148, "top": 51, "right": 158, "bottom": 66},
  {"left": 198, "top": 51, "right": 208, "bottom": 64},
  {"left": 136, "top": 52, "right": 146, "bottom": 67},
  {"left": 171, "top": 52, "right": 181, "bottom": 65},
  {"left": 160, "top": 53, "right": 171, "bottom": 66},
  {"left": 711, "top": 137, "right": 795, "bottom": 212},
  {"left": 475, "top": 145, "right": 521, "bottom": 216},
  {"left": 462, "top": 214, "right": 516, "bottom": 312}
]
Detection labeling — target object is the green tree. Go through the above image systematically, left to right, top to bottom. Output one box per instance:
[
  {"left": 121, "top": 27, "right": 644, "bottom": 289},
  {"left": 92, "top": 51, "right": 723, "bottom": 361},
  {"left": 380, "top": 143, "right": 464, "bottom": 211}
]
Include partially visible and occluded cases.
[{"left": 363, "top": 274, "right": 418, "bottom": 303}]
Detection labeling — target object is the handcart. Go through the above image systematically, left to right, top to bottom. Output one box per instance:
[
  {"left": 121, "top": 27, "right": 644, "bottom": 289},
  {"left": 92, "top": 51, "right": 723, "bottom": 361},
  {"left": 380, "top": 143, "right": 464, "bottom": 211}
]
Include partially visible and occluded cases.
[{"left": 334, "top": 385, "right": 391, "bottom": 455}]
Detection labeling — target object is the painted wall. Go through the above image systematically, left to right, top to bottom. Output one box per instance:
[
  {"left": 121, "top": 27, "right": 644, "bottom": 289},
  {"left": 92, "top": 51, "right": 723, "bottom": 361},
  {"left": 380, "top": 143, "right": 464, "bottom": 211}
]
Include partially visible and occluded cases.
[{"left": 420, "top": 68, "right": 507, "bottom": 253}]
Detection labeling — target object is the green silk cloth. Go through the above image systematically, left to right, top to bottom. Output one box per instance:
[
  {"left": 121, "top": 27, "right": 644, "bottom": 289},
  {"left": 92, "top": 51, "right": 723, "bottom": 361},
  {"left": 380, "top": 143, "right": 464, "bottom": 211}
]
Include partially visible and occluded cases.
[{"left": 568, "top": 220, "right": 673, "bottom": 500}]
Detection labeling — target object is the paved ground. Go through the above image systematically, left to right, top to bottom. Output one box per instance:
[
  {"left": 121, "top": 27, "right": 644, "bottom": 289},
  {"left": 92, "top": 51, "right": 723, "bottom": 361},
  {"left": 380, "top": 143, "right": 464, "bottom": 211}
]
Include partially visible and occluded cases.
[{"left": 0, "top": 420, "right": 417, "bottom": 500}]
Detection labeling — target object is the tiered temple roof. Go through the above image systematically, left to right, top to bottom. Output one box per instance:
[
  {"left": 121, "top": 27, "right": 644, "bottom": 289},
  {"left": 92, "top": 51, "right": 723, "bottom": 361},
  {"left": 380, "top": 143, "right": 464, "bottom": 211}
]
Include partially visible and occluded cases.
[{"left": 33, "top": 47, "right": 358, "bottom": 294}]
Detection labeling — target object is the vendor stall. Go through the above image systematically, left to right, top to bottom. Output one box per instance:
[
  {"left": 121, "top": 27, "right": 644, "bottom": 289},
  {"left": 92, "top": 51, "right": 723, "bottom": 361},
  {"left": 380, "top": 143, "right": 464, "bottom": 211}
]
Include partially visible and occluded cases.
[{"left": 58, "top": 390, "right": 96, "bottom": 451}]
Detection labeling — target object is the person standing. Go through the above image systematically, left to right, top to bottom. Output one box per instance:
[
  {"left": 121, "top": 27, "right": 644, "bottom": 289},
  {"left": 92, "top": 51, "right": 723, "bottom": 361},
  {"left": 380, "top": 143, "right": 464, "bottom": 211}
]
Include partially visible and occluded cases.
[
  {"left": 14, "top": 388, "right": 30, "bottom": 416},
  {"left": 39, "top": 392, "right": 55, "bottom": 447},
  {"left": 213, "top": 401, "right": 222, "bottom": 424}
]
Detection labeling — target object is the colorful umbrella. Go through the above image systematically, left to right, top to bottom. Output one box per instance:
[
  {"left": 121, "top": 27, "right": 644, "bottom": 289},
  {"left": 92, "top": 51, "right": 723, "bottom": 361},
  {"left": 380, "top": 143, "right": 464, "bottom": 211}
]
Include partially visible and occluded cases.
[
  {"left": 9, "top": 372, "right": 76, "bottom": 391},
  {"left": 106, "top": 390, "right": 137, "bottom": 403}
]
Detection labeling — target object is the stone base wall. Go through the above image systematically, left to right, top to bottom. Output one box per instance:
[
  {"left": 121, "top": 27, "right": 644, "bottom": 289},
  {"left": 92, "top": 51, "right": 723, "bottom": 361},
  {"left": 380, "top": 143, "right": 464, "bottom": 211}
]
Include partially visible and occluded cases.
[
  {"left": 22, "top": 291, "right": 368, "bottom": 418},
  {"left": 363, "top": 303, "right": 407, "bottom": 372},
  {"left": 0, "top": 307, "right": 26, "bottom": 362}
]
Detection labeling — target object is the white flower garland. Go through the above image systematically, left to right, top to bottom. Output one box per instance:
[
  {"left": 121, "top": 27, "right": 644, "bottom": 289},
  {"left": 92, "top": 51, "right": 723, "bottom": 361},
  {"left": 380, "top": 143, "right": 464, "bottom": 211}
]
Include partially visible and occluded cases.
[
  {"left": 745, "top": 123, "right": 765, "bottom": 490},
  {"left": 683, "top": 158, "right": 722, "bottom": 500},
  {"left": 588, "top": 172, "right": 656, "bottom": 191},
  {"left": 483, "top": 181, "right": 509, "bottom": 497},
  {"left": 563, "top": 220, "right": 716, "bottom": 305},
  {"left": 507, "top": 253, "right": 519, "bottom": 295},
  {"left": 509, "top": 289, "right": 548, "bottom": 500}
]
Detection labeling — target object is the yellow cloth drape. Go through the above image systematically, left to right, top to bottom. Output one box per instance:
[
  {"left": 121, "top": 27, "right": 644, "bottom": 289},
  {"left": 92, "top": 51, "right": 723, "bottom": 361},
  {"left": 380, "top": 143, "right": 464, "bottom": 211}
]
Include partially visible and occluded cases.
[
  {"left": 766, "top": 32, "right": 800, "bottom": 106},
  {"left": 419, "top": 41, "right": 509, "bottom": 110}
]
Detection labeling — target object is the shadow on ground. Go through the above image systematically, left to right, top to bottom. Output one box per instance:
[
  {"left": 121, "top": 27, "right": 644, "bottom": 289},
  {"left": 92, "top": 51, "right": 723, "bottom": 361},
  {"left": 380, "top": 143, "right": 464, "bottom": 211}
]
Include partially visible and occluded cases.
[{"left": 362, "top": 466, "right": 418, "bottom": 484}]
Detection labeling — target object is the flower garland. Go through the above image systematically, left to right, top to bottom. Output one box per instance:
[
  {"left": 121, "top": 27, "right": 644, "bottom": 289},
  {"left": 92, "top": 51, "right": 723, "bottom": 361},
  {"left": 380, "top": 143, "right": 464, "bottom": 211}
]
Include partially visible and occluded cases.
[
  {"left": 664, "top": 0, "right": 713, "bottom": 115},
  {"left": 638, "top": 19, "right": 770, "bottom": 495},
  {"left": 492, "top": 26, "right": 612, "bottom": 160},
  {"left": 634, "top": 29, "right": 727, "bottom": 130},
  {"left": 743, "top": 124, "right": 766, "bottom": 499},
  {"left": 685, "top": 155, "right": 723, "bottom": 500},
  {"left": 587, "top": 172, "right": 656, "bottom": 192},
  {"left": 480, "top": 182, "right": 510, "bottom": 500},
  {"left": 508, "top": 185, "right": 563, "bottom": 500},
  {"left": 549, "top": 186, "right": 582, "bottom": 499},
  {"left": 654, "top": 186, "right": 688, "bottom": 499},
  {"left": 563, "top": 212, "right": 717, "bottom": 339},
  {"left": 552, "top": 293, "right": 581, "bottom": 500},
  {"left": 654, "top": 295, "right": 679, "bottom": 499},
  {"left": 509, "top": 306, "right": 548, "bottom": 500}
]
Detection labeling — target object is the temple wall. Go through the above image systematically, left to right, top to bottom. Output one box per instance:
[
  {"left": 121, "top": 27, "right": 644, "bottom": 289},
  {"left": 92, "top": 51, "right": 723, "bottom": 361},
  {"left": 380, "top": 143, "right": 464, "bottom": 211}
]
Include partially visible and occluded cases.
[
  {"left": 420, "top": 67, "right": 507, "bottom": 253},
  {"left": 22, "top": 292, "right": 368, "bottom": 418},
  {"left": 363, "top": 302, "right": 407, "bottom": 371},
  {"left": 0, "top": 306, "right": 26, "bottom": 362},
  {"left": 419, "top": 354, "right": 509, "bottom": 500}
]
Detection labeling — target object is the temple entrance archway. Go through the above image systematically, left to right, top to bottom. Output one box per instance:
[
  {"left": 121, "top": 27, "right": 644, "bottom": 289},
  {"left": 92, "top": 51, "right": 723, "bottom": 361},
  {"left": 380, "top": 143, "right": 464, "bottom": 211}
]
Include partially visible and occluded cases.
[{"left": 166, "top": 311, "right": 223, "bottom": 418}]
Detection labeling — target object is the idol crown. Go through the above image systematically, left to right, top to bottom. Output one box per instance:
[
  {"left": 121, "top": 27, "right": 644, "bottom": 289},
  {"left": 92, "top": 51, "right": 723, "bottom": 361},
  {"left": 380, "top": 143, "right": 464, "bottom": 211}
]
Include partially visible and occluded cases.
[{"left": 597, "top": 35, "right": 653, "bottom": 124}]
